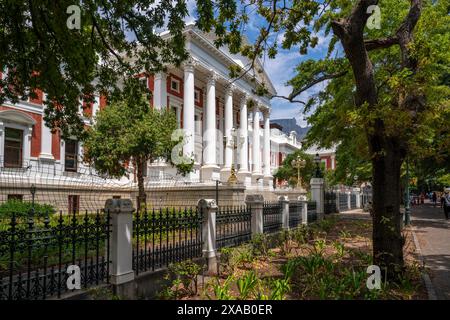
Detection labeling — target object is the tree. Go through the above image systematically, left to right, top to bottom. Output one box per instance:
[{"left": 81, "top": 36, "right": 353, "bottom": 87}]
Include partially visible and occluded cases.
[
  {"left": 208, "top": 0, "right": 449, "bottom": 277},
  {"left": 0, "top": 1, "right": 194, "bottom": 138},
  {"left": 83, "top": 84, "right": 193, "bottom": 211},
  {"left": 273, "top": 150, "right": 315, "bottom": 189}
]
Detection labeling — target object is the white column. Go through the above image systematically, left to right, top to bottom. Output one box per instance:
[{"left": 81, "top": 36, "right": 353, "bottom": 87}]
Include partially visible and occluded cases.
[
  {"left": 183, "top": 62, "right": 195, "bottom": 163},
  {"left": 153, "top": 72, "right": 167, "bottom": 110},
  {"left": 201, "top": 72, "right": 219, "bottom": 181},
  {"left": 220, "top": 84, "right": 234, "bottom": 182},
  {"left": 237, "top": 95, "right": 250, "bottom": 183},
  {"left": 251, "top": 103, "right": 262, "bottom": 183},
  {"left": 39, "top": 104, "right": 54, "bottom": 161},
  {"left": 263, "top": 108, "right": 272, "bottom": 185},
  {"left": 24, "top": 125, "right": 33, "bottom": 164}
]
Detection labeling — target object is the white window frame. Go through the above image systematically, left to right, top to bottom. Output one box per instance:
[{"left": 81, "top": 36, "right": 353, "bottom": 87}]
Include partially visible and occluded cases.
[
  {"left": 170, "top": 78, "right": 180, "bottom": 93},
  {"left": 0, "top": 110, "right": 35, "bottom": 168}
]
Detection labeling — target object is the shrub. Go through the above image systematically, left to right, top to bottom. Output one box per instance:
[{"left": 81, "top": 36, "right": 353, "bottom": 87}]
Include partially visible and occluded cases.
[
  {"left": 0, "top": 200, "right": 56, "bottom": 218},
  {"left": 250, "top": 233, "right": 270, "bottom": 257},
  {"left": 161, "top": 260, "right": 202, "bottom": 299}
]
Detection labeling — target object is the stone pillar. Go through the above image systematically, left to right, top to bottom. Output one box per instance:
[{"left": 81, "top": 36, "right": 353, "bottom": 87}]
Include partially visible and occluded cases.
[
  {"left": 183, "top": 61, "right": 195, "bottom": 163},
  {"left": 153, "top": 72, "right": 167, "bottom": 110},
  {"left": 201, "top": 72, "right": 219, "bottom": 181},
  {"left": 221, "top": 84, "right": 234, "bottom": 181},
  {"left": 237, "top": 95, "right": 250, "bottom": 184},
  {"left": 251, "top": 104, "right": 262, "bottom": 184},
  {"left": 39, "top": 105, "right": 54, "bottom": 161},
  {"left": 262, "top": 108, "right": 272, "bottom": 187},
  {"left": 310, "top": 177, "right": 325, "bottom": 220},
  {"left": 354, "top": 188, "right": 361, "bottom": 208},
  {"left": 245, "top": 194, "right": 264, "bottom": 235},
  {"left": 279, "top": 196, "right": 289, "bottom": 229},
  {"left": 105, "top": 198, "right": 135, "bottom": 297},
  {"left": 198, "top": 199, "right": 218, "bottom": 274},
  {"left": 301, "top": 201, "right": 308, "bottom": 225}
]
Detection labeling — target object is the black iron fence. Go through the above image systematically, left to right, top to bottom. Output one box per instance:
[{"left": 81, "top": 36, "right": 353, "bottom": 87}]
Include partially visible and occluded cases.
[
  {"left": 324, "top": 192, "right": 337, "bottom": 214},
  {"left": 339, "top": 193, "right": 348, "bottom": 211},
  {"left": 350, "top": 194, "right": 357, "bottom": 209},
  {"left": 288, "top": 201, "right": 301, "bottom": 228},
  {"left": 307, "top": 201, "right": 317, "bottom": 222},
  {"left": 263, "top": 202, "right": 282, "bottom": 234},
  {"left": 216, "top": 206, "right": 251, "bottom": 249},
  {"left": 132, "top": 207, "right": 203, "bottom": 275},
  {"left": 0, "top": 210, "right": 111, "bottom": 300}
]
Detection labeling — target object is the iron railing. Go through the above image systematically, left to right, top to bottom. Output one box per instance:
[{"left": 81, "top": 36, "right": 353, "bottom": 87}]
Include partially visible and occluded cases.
[
  {"left": 324, "top": 192, "right": 337, "bottom": 214},
  {"left": 339, "top": 193, "right": 348, "bottom": 211},
  {"left": 350, "top": 194, "right": 357, "bottom": 209},
  {"left": 288, "top": 201, "right": 301, "bottom": 228},
  {"left": 307, "top": 201, "right": 317, "bottom": 222},
  {"left": 263, "top": 202, "right": 282, "bottom": 234},
  {"left": 216, "top": 206, "right": 251, "bottom": 249},
  {"left": 132, "top": 207, "right": 203, "bottom": 275},
  {"left": 0, "top": 210, "right": 111, "bottom": 300}
]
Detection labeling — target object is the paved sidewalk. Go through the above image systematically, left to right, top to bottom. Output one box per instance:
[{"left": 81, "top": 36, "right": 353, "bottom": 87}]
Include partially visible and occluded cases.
[{"left": 411, "top": 201, "right": 450, "bottom": 300}]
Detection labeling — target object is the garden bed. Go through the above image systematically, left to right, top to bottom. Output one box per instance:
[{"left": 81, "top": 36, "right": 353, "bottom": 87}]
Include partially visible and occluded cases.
[{"left": 158, "top": 214, "right": 427, "bottom": 300}]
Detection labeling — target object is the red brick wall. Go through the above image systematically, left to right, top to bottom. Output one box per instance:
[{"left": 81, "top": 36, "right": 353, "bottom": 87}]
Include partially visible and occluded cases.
[{"left": 52, "top": 130, "right": 60, "bottom": 160}]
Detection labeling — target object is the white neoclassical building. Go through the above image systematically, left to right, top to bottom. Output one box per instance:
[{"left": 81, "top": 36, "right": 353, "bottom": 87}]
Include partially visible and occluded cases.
[
  {"left": 147, "top": 24, "right": 277, "bottom": 188},
  {"left": 0, "top": 25, "right": 283, "bottom": 210}
]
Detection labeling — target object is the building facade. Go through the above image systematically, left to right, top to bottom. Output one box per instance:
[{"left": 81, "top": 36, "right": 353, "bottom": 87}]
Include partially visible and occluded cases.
[{"left": 0, "top": 25, "right": 283, "bottom": 210}]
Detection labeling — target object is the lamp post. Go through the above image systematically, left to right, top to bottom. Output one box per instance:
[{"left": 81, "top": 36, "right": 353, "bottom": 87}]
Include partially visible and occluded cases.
[
  {"left": 227, "top": 128, "right": 243, "bottom": 184},
  {"left": 314, "top": 153, "right": 322, "bottom": 178},
  {"left": 291, "top": 155, "right": 306, "bottom": 189},
  {"left": 404, "top": 157, "right": 411, "bottom": 226}
]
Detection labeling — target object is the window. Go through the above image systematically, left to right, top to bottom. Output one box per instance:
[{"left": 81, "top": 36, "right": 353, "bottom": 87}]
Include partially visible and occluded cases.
[
  {"left": 171, "top": 79, "right": 180, "bottom": 93},
  {"left": 194, "top": 89, "right": 200, "bottom": 103},
  {"left": 4, "top": 127, "right": 23, "bottom": 168},
  {"left": 65, "top": 139, "right": 78, "bottom": 172},
  {"left": 8, "top": 194, "right": 23, "bottom": 201},
  {"left": 68, "top": 195, "right": 80, "bottom": 213},
  {"left": 112, "top": 195, "right": 121, "bottom": 199}
]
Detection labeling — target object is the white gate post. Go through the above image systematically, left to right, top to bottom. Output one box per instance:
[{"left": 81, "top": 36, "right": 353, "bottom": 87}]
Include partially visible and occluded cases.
[
  {"left": 310, "top": 178, "right": 325, "bottom": 220},
  {"left": 347, "top": 191, "right": 351, "bottom": 210},
  {"left": 245, "top": 194, "right": 264, "bottom": 235},
  {"left": 279, "top": 196, "right": 289, "bottom": 229},
  {"left": 105, "top": 198, "right": 135, "bottom": 296},
  {"left": 198, "top": 199, "right": 218, "bottom": 274},
  {"left": 302, "top": 201, "right": 308, "bottom": 225}
]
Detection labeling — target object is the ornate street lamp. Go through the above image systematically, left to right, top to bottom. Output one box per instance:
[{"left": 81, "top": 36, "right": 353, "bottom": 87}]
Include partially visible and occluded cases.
[
  {"left": 227, "top": 128, "right": 243, "bottom": 184},
  {"left": 314, "top": 153, "right": 323, "bottom": 178},
  {"left": 291, "top": 155, "right": 306, "bottom": 189}
]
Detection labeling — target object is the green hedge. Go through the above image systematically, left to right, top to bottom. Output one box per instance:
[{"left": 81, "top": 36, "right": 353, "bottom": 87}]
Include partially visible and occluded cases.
[{"left": 0, "top": 199, "right": 56, "bottom": 218}]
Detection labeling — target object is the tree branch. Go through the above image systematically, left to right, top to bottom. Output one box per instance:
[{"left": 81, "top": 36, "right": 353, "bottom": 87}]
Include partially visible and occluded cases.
[
  {"left": 364, "top": 37, "right": 398, "bottom": 51},
  {"left": 288, "top": 71, "right": 348, "bottom": 100},
  {"left": 271, "top": 95, "right": 306, "bottom": 105}
]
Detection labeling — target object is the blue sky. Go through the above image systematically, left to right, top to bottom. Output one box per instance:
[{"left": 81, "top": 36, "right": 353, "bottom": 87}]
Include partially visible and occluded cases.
[{"left": 185, "top": 0, "right": 332, "bottom": 128}]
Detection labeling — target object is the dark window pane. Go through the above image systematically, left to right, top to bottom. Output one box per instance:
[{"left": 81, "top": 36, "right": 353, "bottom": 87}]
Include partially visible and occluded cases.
[
  {"left": 4, "top": 128, "right": 23, "bottom": 168},
  {"left": 65, "top": 140, "right": 78, "bottom": 172}
]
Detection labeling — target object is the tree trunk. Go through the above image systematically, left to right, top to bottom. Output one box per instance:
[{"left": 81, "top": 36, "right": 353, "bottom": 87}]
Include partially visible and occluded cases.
[
  {"left": 370, "top": 130, "right": 405, "bottom": 278},
  {"left": 136, "top": 156, "right": 146, "bottom": 212}
]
